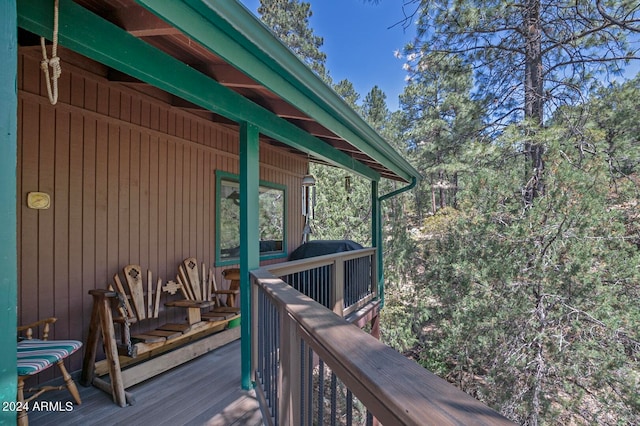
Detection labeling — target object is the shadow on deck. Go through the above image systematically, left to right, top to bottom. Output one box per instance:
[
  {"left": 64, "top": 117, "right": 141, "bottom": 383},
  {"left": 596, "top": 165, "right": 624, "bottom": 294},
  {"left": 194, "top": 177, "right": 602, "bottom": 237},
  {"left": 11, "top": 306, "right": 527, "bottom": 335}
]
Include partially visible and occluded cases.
[{"left": 28, "top": 340, "right": 263, "bottom": 426}]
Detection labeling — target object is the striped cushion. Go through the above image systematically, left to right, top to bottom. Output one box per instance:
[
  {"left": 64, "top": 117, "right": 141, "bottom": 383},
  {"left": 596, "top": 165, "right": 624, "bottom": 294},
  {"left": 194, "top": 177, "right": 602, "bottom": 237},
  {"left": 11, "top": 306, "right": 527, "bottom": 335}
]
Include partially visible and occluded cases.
[{"left": 17, "top": 339, "right": 83, "bottom": 376}]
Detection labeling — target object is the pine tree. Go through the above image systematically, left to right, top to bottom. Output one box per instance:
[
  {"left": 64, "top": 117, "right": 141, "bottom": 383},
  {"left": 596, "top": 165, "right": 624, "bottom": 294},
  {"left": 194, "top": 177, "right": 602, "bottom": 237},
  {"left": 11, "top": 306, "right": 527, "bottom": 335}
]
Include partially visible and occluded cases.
[
  {"left": 257, "top": 0, "right": 330, "bottom": 81},
  {"left": 401, "top": 0, "right": 640, "bottom": 205},
  {"left": 399, "top": 54, "right": 484, "bottom": 216},
  {"left": 310, "top": 80, "right": 372, "bottom": 245},
  {"left": 410, "top": 96, "right": 640, "bottom": 424}
]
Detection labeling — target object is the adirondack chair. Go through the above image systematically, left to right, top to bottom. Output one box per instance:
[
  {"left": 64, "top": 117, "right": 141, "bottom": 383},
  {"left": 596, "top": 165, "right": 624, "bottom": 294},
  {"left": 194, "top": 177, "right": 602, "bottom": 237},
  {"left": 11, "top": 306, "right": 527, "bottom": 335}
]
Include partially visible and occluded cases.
[
  {"left": 173, "top": 257, "right": 240, "bottom": 319},
  {"left": 17, "top": 317, "right": 82, "bottom": 426}
]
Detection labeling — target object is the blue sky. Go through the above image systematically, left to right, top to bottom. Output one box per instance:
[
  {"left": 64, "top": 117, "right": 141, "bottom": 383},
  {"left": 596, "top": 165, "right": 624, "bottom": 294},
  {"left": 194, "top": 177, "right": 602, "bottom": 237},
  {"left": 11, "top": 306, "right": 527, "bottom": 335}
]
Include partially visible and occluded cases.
[
  {"left": 239, "top": 0, "right": 416, "bottom": 111},
  {"left": 238, "top": 1, "right": 640, "bottom": 111}
]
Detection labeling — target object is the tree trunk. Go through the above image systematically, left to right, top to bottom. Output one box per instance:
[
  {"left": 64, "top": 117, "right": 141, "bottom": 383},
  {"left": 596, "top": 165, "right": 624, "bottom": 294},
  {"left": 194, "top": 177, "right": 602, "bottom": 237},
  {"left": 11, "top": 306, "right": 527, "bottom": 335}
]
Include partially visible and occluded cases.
[
  {"left": 523, "top": 0, "right": 545, "bottom": 206},
  {"left": 439, "top": 169, "right": 446, "bottom": 209},
  {"left": 452, "top": 172, "right": 458, "bottom": 209},
  {"left": 430, "top": 173, "right": 437, "bottom": 213}
]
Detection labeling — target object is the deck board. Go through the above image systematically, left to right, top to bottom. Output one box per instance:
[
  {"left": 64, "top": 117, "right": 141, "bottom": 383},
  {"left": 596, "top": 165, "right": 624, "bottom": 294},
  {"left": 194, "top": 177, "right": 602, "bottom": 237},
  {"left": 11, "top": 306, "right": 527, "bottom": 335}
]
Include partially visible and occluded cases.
[{"left": 27, "top": 340, "right": 263, "bottom": 426}]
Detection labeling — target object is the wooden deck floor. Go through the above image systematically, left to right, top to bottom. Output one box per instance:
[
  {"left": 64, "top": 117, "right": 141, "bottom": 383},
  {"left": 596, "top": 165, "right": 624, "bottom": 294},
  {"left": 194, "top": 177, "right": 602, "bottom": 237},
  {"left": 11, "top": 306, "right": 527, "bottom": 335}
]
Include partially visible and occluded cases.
[{"left": 27, "top": 340, "right": 264, "bottom": 426}]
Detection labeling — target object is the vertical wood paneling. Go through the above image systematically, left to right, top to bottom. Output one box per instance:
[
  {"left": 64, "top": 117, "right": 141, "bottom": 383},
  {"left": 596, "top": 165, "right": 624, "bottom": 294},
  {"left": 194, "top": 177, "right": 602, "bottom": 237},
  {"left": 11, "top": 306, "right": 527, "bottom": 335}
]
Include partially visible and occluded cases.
[
  {"left": 21, "top": 49, "right": 39, "bottom": 93},
  {"left": 18, "top": 50, "right": 308, "bottom": 375},
  {"left": 56, "top": 66, "right": 71, "bottom": 106},
  {"left": 70, "top": 73, "right": 84, "bottom": 108},
  {"left": 85, "top": 79, "right": 97, "bottom": 112},
  {"left": 97, "top": 83, "right": 109, "bottom": 116},
  {"left": 108, "top": 88, "right": 120, "bottom": 119},
  {"left": 120, "top": 92, "right": 131, "bottom": 123},
  {"left": 131, "top": 94, "right": 141, "bottom": 126},
  {"left": 141, "top": 100, "right": 150, "bottom": 128},
  {"left": 19, "top": 101, "right": 39, "bottom": 326},
  {"left": 150, "top": 103, "right": 159, "bottom": 131},
  {"left": 38, "top": 106, "right": 55, "bottom": 322},
  {"left": 158, "top": 106, "right": 168, "bottom": 134},
  {"left": 54, "top": 109, "right": 70, "bottom": 339},
  {"left": 167, "top": 109, "right": 175, "bottom": 136},
  {"left": 175, "top": 113, "right": 183, "bottom": 139},
  {"left": 82, "top": 116, "right": 97, "bottom": 326},
  {"left": 94, "top": 120, "right": 108, "bottom": 287},
  {"left": 107, "top": 122, "right": 120, "bottom": 275},
  {"left": 118, "top": 128, "right": 131, "bottom": 268},
  {"left": 129, "top": 130, "right": 141, "bottom": 265},
  {"left": 139, "top": 132, "right": 150, "bottom": 269},
  {"left": 149, "top": 135, "right": 159, "bottom": 273},
  {"left": 157, "top": 138, "right": 168, "bottom": 279},
  {"left": 166, "top": 140, "right": 176, "bottom": 271},
  {"left": 174, "top": 142, "right": 183, "bottom": 267},
  {"left": 182, "top": 145, "right": 190, "bottom": 256},
  {"left": 189, "top": 146, "right": 198, "bottom": 257},
  {"left": 196, "top": 146, "right": 204, "bottom": 260}
]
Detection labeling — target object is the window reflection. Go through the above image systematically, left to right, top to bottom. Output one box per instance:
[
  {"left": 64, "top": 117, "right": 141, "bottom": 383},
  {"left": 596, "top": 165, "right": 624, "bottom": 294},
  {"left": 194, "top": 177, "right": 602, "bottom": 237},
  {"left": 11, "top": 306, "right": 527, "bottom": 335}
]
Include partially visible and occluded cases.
[{"left": 218, "top": 177, "right": 285, "bottom": 262}]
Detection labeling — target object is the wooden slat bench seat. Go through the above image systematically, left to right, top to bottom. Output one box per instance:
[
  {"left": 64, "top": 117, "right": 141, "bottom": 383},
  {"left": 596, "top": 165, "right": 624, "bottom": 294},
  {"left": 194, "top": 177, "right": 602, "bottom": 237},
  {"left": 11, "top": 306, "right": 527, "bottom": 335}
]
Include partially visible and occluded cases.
[{"left": 81, "top": 263, "right": 240, "bottom": 407}]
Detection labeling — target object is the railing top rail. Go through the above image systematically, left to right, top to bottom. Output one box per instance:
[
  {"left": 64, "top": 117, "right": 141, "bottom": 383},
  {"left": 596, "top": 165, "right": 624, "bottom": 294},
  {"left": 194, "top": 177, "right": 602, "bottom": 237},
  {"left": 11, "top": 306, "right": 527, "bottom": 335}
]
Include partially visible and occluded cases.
[
  {"left": 264, "top": 247, "right": 376, "bottom": 276},
  {"left": 251, "top": 268, "right": 513, "bottom": 426}
]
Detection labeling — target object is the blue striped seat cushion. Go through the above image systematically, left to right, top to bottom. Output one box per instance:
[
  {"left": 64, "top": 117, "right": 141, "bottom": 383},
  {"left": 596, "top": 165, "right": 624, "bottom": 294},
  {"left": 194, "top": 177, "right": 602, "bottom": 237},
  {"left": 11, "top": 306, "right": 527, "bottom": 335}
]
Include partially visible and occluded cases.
[{"left": 17, "top": 339, "right": 83, "bottom": 376}]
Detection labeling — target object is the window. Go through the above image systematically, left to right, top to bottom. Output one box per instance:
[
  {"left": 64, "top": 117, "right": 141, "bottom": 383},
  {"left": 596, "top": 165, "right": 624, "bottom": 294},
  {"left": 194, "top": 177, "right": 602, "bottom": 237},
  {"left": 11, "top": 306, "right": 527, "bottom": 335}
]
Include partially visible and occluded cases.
[{"left": 216, "top": 171, "right": 287, "bottom": 265}]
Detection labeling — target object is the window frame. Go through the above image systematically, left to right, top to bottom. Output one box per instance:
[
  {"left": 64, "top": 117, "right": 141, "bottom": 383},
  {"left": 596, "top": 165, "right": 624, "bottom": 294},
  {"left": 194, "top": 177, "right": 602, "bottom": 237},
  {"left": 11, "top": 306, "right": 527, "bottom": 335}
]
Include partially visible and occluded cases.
[{"left": 215, "top": 170, "right": 288, "bottom": 266}]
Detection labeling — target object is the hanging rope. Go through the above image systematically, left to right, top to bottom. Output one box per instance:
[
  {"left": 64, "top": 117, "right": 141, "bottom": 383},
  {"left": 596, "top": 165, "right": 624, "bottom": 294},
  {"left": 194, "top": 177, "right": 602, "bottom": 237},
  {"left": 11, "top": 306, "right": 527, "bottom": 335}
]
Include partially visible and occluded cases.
[{"left": 40, "top": 0, "right": 61, "bottom": 105}]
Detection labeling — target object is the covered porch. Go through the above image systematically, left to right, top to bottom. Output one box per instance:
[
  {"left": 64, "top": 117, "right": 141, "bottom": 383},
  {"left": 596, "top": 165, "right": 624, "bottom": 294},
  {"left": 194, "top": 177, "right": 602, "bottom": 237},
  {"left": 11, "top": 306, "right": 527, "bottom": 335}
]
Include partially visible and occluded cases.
[
  {"left": 0, "top": 0, "right": 514, "bottom": 425},
  {"left": 8, "top": 0, "right": 418, "bottom": 397},
  {"left": 25, "top": 250, "right": 511, "bottom": 425},
  {"left": 27, "top": 340, "right": 263, "bottom": 426}
]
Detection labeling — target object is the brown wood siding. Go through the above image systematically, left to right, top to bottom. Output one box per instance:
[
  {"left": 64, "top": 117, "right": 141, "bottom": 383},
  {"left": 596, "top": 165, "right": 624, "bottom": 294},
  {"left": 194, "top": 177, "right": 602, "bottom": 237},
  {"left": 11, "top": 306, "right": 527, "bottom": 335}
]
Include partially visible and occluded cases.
[{"left": 17, "top": 49, "right": 307, "bottom": 374}]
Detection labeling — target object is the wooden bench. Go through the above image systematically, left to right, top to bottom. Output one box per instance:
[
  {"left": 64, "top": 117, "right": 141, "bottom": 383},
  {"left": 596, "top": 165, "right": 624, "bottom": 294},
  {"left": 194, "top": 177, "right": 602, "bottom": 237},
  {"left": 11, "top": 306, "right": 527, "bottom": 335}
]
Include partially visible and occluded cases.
[{"left": 81, "top": 262, "right": 240, "bottom": 407}]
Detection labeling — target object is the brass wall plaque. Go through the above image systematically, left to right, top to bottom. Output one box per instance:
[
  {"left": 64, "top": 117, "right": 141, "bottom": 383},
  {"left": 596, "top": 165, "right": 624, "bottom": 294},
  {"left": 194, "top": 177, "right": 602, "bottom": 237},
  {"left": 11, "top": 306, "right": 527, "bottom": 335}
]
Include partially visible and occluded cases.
[{"left": 27, "top": 192, "right": 51, "bottom": 209}]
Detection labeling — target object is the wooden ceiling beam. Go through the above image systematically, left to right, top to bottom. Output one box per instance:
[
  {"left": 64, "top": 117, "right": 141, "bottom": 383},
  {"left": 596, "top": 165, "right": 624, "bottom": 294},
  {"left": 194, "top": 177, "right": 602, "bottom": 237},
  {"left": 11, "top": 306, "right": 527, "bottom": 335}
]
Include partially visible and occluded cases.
[
  {"left": 110, "top": 7, "right": 181, "bottom": 37},
  {"left": 191, "top": 63, "right": 261, "bottom": 89},
  {"left": 287, "top": 119, "right": 343, "bottom": 140}
]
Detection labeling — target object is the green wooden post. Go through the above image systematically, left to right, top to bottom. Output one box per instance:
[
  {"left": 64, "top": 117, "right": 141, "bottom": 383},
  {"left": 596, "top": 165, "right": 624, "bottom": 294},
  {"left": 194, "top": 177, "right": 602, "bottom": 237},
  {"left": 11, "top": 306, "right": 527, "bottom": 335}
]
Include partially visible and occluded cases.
[
  {"left": 0, "top": 1, "right": 18, "bottom": 423},
  {"left": 239, "top": 122, "right": 259, "bottom": 390},
  {"left": 371, "top": 180, "right": 384, "bottom": 306}
]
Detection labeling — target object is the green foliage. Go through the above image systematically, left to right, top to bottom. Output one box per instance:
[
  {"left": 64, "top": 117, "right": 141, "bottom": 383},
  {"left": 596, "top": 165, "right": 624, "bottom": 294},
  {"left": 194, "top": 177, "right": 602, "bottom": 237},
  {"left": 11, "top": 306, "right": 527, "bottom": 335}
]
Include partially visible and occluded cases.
[
  {"left": 257, "top": 0, "right": 330, "bottom": 81},
  {"left": 404, "top": 0, "right": 640, "bottom": 127},
  {"left": 257, "top": 1, "right": 640, "bottom": 423},
  {"left": 399, "top": 54, "right": 485, "bottom": 216},
  {"left": 407, "top": 124, "right": 640, "bottom": 424},
  {"left": 310, "top": 163, "right": 372, "bottom": 245}
]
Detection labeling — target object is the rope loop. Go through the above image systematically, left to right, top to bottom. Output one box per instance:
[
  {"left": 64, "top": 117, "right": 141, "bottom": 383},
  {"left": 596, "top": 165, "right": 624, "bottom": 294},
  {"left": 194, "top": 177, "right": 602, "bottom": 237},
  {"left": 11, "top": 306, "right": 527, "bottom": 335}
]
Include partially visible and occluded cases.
[{"left": 40, "top": 0, "right": 61, "bottom": 105}]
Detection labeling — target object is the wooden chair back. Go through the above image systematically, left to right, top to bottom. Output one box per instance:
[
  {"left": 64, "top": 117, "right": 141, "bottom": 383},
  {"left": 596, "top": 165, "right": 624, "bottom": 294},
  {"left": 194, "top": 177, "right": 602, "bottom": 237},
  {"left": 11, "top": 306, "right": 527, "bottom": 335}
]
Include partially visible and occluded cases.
[
  {"left": 177, "top": 257, "right": 220, "bottom": 305},
  {"left": 112, "top": 265, "right": 163, "bottom": 322},
  {"left": 18, "top": 317, "right": 56, "bottom": 340}
]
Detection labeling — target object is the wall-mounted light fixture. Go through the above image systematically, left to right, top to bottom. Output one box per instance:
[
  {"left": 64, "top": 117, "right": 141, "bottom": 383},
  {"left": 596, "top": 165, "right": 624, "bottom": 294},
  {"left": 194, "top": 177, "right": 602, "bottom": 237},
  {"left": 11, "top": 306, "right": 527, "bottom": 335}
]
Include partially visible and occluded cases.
[
  {"left": 301, "top": 173, "right": 316, "bottom": 243},
  {"left": 301, "top": 173, "right": 316, "bottom": 219},
  {"left": 344, "top": 175, "right": 351, "bottom": 194}
]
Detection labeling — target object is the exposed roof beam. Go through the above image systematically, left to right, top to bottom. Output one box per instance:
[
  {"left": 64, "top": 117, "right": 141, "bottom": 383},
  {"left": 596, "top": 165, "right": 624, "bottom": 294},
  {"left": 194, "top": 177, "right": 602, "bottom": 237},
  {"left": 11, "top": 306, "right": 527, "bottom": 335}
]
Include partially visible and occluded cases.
[
  {"left": 17, "top": 0, "right": 380, "bottom": 181},
  {"left": 136, "top": 0, "right": 411, "bottom": 182},
  {"left": 147, "top": 0, "right": 419, "bottom": 183},
  {"left": 110, "top": 6, "right": 180, "bottom": 37},
  {"left": 191, "top": 63, "right": 260, "bottom": 89},
  {"left": 108, "top": 68, "right": 142, "bottom": 83},
  {"left": 257, "top": 99, "right": 315, "bottom": 121},
  {"left": 287, "top": 120, "right": 343, "bottom": 140},
  {"left": 326, "top": 139, "right": 360, "bottom": 152}
]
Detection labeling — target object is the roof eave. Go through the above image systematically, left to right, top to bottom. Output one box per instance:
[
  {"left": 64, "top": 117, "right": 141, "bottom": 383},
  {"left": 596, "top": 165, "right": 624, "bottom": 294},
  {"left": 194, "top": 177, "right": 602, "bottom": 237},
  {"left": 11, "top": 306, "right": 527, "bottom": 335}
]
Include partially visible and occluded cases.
[{"left": 138, "top": 0, "right": 420, "bottom": 183}]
